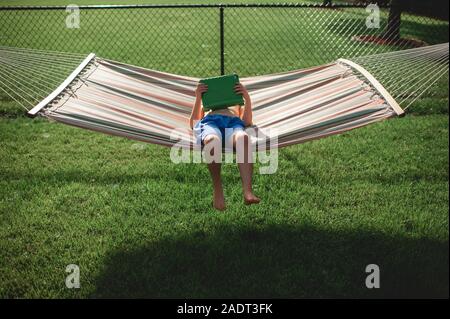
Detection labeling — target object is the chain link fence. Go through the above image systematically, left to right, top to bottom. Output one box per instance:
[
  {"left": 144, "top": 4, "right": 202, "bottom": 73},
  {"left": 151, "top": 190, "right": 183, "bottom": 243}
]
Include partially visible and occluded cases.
[{"left": 0, "top": 3, "right": 448, "bottom": 77}]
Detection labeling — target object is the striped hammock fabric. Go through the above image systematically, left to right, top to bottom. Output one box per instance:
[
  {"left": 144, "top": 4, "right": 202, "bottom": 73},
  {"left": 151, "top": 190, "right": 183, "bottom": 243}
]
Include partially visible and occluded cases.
[{"left": 31, "top": 55, "right": 404, "bottom": 149}]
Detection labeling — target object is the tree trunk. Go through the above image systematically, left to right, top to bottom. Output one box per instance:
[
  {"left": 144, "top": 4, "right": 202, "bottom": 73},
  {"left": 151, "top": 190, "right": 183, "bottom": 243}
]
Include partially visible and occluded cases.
[{"left": 385, "top": 0, "right": 403, "bottom": 42}]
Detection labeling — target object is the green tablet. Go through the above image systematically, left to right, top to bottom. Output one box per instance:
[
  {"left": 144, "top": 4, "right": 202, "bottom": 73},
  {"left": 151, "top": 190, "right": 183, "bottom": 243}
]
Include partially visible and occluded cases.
[{"left": 199, "top": 73, "right": 244, "bottom": 111}]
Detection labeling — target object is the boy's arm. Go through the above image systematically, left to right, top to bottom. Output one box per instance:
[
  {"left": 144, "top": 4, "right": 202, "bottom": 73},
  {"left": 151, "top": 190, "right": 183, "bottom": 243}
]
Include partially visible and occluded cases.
[
  {"left": 189, "top": 83, "right": 207, "bottom": 129},
  {"left": 235, "top": 83, "right": 253, "bottom": 126}
]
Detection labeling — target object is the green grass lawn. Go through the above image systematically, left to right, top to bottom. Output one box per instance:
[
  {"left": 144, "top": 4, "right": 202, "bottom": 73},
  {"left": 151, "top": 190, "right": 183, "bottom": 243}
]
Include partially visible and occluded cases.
[
  {"left": 0, "top": 0, "right": 448, "bottom": 298},
  {"left": 1, "top": 112, "right": 448, "bottom": 298}
]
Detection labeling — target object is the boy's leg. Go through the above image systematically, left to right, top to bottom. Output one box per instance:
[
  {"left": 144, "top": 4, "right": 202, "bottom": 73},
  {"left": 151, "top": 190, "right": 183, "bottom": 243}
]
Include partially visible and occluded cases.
[
  {"left": 233, "top": 130, "right": 260, "bottom": 205},
  {"left": 204, "top": 134, "right": 226, "bottom": 211}
]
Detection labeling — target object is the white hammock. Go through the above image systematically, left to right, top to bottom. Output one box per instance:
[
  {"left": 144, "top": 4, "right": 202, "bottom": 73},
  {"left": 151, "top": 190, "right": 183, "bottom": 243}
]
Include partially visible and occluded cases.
[{"left": 0, "top": 44, "right": 448, "bottom": 149}]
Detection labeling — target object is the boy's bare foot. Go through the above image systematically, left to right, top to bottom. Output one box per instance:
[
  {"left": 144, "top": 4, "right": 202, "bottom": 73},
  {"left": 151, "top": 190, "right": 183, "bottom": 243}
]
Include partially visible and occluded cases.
[
  {"left": 213, "top": 193, "right": 226, "bottom": 211},
  {"left": 244, "top": 193, "right": 261, "bottom": 205}
]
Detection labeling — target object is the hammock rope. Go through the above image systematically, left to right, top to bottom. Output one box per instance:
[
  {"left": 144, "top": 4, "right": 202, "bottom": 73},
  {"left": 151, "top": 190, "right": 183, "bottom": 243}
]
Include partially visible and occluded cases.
[
  {"left": 0, "top": 43, "right": 448, "bottom": 149},
  {"left": 351, "top": 43, "right": 449, "bottom": 109},
  {"left": 0, "top": 46, "right": 87, "bottom": 111}
]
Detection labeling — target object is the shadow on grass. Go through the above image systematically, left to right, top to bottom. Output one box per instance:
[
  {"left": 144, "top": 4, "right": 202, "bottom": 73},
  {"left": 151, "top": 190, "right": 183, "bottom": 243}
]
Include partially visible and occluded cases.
[
  {"left": 326, "top": 17, "right": 449, "bottom": 46},
  {"left": 92, "top": 224, "right": 448, "bottom": 298}
]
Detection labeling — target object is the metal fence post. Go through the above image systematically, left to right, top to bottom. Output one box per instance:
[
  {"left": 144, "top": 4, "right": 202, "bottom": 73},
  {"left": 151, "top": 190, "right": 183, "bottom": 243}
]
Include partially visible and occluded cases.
[{"left": 219, "top": 5, "right": 225, "bottom": 75}]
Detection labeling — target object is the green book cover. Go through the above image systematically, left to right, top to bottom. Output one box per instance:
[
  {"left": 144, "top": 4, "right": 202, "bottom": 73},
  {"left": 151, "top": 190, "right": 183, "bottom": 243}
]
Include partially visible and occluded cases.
[{"left": 199, "top": 74, "right": 244, "bottom": 111}]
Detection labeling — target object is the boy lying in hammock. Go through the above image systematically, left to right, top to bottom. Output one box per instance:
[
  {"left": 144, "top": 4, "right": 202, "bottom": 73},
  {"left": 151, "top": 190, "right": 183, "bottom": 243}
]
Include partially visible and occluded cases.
[{"left": 189, "top": 82, "right": 260, "bottom": 211}]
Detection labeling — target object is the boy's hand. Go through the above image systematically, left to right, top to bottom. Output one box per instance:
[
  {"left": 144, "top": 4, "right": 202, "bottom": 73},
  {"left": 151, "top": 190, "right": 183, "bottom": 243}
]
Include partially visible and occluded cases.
[
  {"left": 195, "top": 83, "right": 208, "bottom": 98},
  {"left": 234, "top": 83, "right": 250, "bottom": 100}
]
